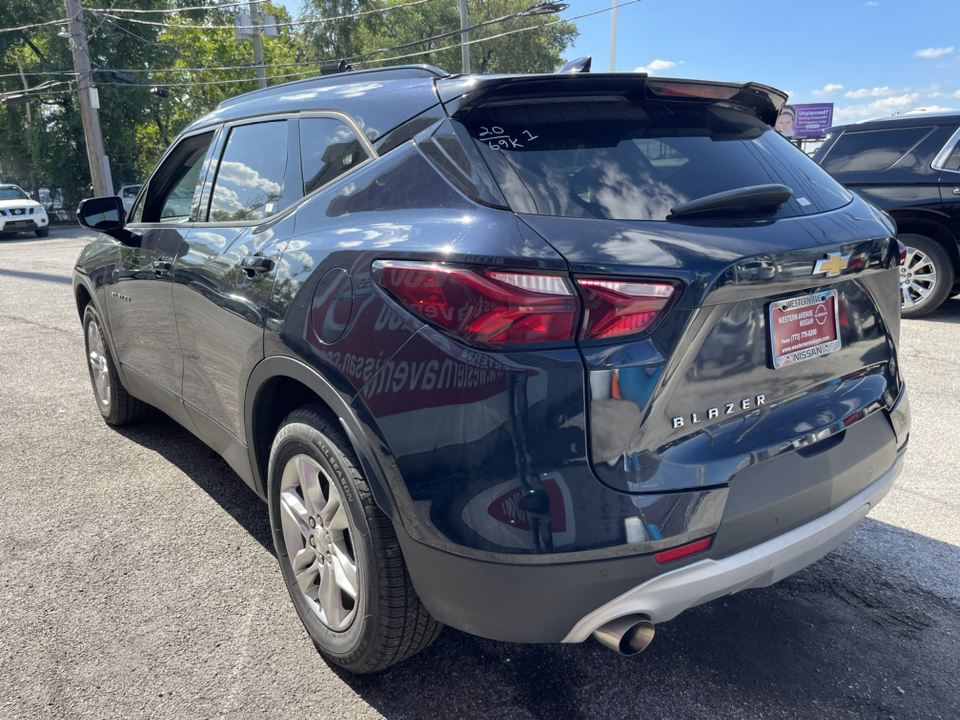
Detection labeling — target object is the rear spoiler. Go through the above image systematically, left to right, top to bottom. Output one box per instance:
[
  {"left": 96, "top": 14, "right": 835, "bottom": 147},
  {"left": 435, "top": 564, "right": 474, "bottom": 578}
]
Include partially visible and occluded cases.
[{"left": 437, "top": 74, "right": 788, "bottom": 127}]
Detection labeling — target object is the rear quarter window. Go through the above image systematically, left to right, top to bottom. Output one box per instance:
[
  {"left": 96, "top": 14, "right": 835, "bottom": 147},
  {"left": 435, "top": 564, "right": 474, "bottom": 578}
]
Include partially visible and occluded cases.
[
  {"left": 461, "top": 100, "right": 851, "bottom": 221},
  {"left": 820, "top": 127, "right": 933, "bottom": 174}
]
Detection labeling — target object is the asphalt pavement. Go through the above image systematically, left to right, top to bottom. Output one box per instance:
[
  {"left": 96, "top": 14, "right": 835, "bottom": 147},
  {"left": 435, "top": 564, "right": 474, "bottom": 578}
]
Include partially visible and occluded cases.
[{"left": 0, "top": 225, "right": 958, "bottom": 720}]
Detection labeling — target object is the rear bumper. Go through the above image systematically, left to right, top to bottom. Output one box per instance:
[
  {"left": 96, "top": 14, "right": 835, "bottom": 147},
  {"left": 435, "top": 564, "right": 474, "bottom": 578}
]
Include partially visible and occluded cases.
[{"left": 562, "top": 452, "right": 902, "bottom": 643}]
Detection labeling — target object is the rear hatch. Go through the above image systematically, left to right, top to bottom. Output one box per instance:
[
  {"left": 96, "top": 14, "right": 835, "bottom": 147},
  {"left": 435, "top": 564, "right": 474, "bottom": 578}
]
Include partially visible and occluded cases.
[{"left": 445, "top": 74, "right": 904, "bottom": 493}]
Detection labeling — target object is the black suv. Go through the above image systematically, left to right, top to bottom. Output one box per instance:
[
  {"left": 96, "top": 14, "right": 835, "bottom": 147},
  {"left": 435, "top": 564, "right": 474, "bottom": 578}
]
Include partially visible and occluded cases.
[
  {"left": 74, "top": 66, "right": 910, "bottom": 672},
  {"left": 812, "top": 112, "right": 960, "bottom": 317}
]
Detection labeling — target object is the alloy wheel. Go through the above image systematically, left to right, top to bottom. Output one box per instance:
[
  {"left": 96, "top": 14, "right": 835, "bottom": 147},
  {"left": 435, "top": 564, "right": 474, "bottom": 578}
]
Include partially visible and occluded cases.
[
  {"left": 900, "top": 245, "right": 938, "bottom": 310},
  {"left": 87, "top": 320, "right": 112, "bottom": 409},
  {"left": 279, "top": 454, "right": 359, "bottom": 632}
]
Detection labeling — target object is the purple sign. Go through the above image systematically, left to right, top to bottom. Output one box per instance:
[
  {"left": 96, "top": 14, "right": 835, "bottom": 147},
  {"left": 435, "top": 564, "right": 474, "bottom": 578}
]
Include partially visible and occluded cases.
[{"left": 775, "top": 103, "right": 834, "bottom": 138}]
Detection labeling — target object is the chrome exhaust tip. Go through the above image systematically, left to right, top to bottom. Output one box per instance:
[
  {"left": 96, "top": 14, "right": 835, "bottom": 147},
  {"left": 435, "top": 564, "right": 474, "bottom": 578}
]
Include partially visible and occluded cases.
[{"left": 592, "top": 615, "right": 655, "bottom": 656}]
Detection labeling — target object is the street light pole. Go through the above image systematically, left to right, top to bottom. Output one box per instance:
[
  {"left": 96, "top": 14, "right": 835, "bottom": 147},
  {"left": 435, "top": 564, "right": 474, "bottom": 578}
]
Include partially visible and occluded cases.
[
  {"left": 63, "top": 0, "right": 111, "bottom": 198},
  {"left": 459, "top": 0, "right": 470, "bottom": 74}
]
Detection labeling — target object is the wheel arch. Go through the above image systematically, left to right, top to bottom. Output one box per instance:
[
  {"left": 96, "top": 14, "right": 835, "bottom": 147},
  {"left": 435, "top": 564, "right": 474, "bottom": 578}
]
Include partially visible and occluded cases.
[{"left": 245, "top": 355, "right": 401, "bottom": 522}]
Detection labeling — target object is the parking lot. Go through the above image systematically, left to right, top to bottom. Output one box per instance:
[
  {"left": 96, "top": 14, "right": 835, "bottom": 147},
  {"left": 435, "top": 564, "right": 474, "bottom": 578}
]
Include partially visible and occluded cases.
[{"left": 1, "top": 225, "right": 958, "bottom": 720}]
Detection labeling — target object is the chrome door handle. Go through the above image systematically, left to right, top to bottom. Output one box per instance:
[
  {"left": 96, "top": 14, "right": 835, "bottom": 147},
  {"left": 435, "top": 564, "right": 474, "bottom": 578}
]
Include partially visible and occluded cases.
[
  {"left": 953, "top": 188, "right": 960, "bottom": 195},
  {"left": 152, "top": 259, "right": 172, "bottom": 274}
]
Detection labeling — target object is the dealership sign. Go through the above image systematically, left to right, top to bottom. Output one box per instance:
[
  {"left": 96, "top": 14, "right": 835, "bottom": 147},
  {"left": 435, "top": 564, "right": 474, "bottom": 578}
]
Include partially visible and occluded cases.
[{"left": 776, "top": 103, "right": 834, "bottom": 138}]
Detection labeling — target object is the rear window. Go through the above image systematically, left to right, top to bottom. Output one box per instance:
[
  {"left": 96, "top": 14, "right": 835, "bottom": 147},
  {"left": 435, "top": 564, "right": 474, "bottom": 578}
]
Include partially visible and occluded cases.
[
  {"left": 462, "top": 100, "right": 852, "bottom": 221},
  {"left": 820, "top": 127, "right": 933, "bottom": 174}
]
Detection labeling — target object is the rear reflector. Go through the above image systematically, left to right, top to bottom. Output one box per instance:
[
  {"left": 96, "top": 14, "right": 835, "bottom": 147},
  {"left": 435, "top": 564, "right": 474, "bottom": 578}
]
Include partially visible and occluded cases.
[
  {"left": 373, "top": 261, "right": 578, "bottom": 347},
  {"left": 577, "top": 279, "right": 675, "bottom": 340},
  {"left": 654, "top": 536, "right": 713, "bottom": 565}
]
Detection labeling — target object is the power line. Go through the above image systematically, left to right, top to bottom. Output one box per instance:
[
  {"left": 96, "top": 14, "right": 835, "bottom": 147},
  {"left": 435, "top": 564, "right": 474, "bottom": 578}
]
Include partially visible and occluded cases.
[
  {"left": 11, "top": 0, "right": 641, "bottom": 94},
  {"left": 89, "top": 0, "right": 440, "bottom": 31},
  {"left": 103, "top": 0, "right": 267, "bottom": 14},
  {"left": 361, "top": 1, "right": 640, "bottom": 66},
  {"left": 0, "top": 15, "right": 73, "bottom": 35}
]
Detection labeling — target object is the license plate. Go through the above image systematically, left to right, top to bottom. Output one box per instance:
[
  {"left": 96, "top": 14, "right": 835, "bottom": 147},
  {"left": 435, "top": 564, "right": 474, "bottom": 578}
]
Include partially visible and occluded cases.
[{"left": 769, "top": 290, "right": 841, "bottom": 369}]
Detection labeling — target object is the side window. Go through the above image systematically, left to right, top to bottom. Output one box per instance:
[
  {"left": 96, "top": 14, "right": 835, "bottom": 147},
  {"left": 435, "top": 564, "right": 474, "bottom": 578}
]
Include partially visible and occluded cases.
[
  {"left": 300, "top": 117, "right": 370, "bottom": 195},
  {"left": 209, "top": 121, "right": 290, "bottom": 222},
  {"left": 821, "top": 127, "right": 932, "bottom": 174},
  {"left": 140, "top": 131, "right": 215, "bottom": 224},
  {"left": 944, "top": 132, "right": 960, "bottom": 173}
]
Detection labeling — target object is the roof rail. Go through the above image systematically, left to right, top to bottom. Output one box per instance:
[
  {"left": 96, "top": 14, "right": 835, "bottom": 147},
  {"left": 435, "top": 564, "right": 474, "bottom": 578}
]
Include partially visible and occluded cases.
[{"left": 216, "top": 64, "right": 449, "bottom": 111}]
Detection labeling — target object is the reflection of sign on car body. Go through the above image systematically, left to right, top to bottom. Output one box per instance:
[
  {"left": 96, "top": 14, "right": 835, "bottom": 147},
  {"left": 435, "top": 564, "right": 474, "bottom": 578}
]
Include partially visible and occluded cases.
[{"left": 459, "top": 473, "right": 576, "bottom": 550}]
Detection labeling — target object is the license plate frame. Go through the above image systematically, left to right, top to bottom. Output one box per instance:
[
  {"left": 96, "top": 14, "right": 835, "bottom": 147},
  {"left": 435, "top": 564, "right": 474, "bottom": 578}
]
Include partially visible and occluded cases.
[{"left": 768, "top": 289, "right": 841, "bottom": 369}]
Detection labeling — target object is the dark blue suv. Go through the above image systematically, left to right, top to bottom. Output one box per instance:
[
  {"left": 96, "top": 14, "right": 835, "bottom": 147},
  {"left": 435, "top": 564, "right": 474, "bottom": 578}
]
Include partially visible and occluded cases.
[{"left": 74, "top": 66, "right": 910, "bottom": 672}]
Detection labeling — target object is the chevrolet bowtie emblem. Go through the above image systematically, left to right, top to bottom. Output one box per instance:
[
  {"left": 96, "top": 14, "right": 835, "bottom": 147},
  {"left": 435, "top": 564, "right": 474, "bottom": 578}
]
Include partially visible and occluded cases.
[{"left": 813, "top": 252, "right": 850, "bottom": 277}]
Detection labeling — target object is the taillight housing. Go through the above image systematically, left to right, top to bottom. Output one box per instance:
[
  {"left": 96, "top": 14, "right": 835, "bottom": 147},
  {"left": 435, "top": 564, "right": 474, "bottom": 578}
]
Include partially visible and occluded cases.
[
  {"left": 897, "top": 240, "right": 907, "bottom": 266},
  {"left": 372, "top": 260, "right": 578, "bottom": 348},
  {"left": 373, "top": 260, "right": 679, "bottom": 349},
  {"left": 577, "top": 279, "right": 677, "bottom": 341}
]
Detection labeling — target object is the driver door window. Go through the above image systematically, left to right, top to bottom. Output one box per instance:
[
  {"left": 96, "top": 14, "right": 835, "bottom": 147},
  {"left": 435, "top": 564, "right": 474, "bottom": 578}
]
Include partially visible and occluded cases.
[{"left": 140, "top": 131, "right": 215, "bottom": 224}]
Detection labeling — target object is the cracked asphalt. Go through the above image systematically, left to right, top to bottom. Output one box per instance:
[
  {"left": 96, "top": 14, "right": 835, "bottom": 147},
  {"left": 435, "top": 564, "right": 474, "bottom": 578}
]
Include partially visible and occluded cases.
[{"left": 1, "top": 225, "right": 958, "bottom": 720}]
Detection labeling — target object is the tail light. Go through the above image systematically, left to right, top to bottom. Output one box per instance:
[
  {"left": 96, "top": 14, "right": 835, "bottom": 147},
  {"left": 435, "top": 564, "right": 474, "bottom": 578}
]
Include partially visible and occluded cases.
[
  {"left": 897, "top": 240, "right": 907, "bottom": 265},
  {"left": 372, "top": 261, "right": 577, "bottom": 347},
  {"left": 373, "top": 261, "right": 677, "bottom": 348},
  {"left": 577, "top": 279, "right": 676, "bottom": 340}
]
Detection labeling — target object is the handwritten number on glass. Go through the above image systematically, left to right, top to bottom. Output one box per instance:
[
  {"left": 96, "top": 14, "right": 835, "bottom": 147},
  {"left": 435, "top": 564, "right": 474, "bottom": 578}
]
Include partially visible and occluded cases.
[{"left": 478, "top": 126, "right": 538, "bottom": 150}]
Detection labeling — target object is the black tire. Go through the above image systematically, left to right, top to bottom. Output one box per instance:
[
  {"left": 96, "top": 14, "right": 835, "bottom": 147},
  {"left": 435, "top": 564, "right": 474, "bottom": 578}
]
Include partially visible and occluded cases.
[
  {"left": 35, "top": 227, "right": 49, "bottom": 237},
  {"left": 899, "top": 233, "right": 955, "bottom": 319},
  {"left": 82, "top": 304, "right": 152, "bottom": 425},
  {"left": 267, "top": 405, "right": 441, "bottom": 674}
]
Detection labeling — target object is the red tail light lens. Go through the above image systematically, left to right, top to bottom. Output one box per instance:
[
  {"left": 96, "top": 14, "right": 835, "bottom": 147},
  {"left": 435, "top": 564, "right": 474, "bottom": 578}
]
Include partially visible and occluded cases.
[
  {"left": 897, "top": 240, "right": 907, "bottom": 265},
  {"left": 373, "top": 261, "right": 578, "bottom": 347},
  {"left": 577, "top": 279, "right": 676, "bottom": 341},
  {"left": 654, "top": 536, "right": 712, "bottom": 565}
]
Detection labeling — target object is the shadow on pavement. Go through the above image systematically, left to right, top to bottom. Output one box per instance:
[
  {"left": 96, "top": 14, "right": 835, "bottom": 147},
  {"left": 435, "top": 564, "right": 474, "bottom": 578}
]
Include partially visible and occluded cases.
[
  {"left": 913, "top": 296, "right": 960, "bottom": 325},
  {"left": 112, "top": 411, "right": 960, "bottom": 719},
  {"left": 113, "top": 412, "right": 273, "bottom": 553},
  {"left": 337, "top": 521, "right": 960, "bottom": 720}
]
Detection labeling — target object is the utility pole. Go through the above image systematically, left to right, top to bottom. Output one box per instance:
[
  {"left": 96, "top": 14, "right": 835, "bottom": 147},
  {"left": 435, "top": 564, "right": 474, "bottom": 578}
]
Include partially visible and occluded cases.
[
  {"left": 63, "top": 0, "right": 111, "bottom": 197},
  {"left": 459, "top": 0, "right": 470, "bottom": 74},
  {"left": 610, "top": 0, "right": 618, "bottom": 72},
  {"left": 250, "top": 1, "right": 267, "bottom": 89},
  {"left": 16, "top": 61, "right": 40, "bottom": 200}
]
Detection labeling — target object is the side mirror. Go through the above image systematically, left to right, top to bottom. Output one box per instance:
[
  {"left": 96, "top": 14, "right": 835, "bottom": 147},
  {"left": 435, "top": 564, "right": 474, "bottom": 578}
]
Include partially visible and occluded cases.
[{"left": 76, "top": 196, "right": 138, "bottom": 245}]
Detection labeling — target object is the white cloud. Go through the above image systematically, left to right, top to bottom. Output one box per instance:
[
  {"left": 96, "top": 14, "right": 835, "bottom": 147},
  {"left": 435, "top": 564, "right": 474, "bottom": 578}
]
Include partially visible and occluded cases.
[
  {"left": 865, "top": 1, "right": 878, "bottom": 6},
  {"left": 915, "top": 47, "right": 954, "bottom": 58},
  {"left": 634, "top": 59, "right": 678, "bottom": 75},
  {"left": 812, "top": 83, "right": 844, "bottom": 97},
  {"left": 844, "top": 86, "right": 897, "bottom": 99},
  {"left": 953, "top": 90, "right": 960, "bottom": 98},
  {"left": 833, "top": 94, "right": 920, "bottom": 124},
  {"left": 905, "top": 105, "right": 957, "bottom": 114}
]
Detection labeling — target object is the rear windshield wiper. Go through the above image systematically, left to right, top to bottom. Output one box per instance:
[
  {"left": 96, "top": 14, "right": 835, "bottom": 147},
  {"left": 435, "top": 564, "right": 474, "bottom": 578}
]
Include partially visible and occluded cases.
[{"left": 668, "top": 184, "right": 793, "bottom": 219}]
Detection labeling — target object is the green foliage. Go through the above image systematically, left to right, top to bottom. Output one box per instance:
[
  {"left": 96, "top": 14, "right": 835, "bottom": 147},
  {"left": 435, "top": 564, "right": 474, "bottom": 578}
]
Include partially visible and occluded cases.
[
  {"left": 0, "top": 0, "right": 578, "bottom": 204},
  {"left": 301, "top": 0, "right": 578, "bottom": 74}
]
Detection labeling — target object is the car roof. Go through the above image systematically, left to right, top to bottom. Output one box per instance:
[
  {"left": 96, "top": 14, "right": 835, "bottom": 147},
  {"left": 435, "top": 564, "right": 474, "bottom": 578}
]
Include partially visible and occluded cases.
[
  {"left": 182, "top": 65, "right": 449, "bottom": 142},
  {"left": 829, "top": 110, "right": 960, "bottom": 135}
]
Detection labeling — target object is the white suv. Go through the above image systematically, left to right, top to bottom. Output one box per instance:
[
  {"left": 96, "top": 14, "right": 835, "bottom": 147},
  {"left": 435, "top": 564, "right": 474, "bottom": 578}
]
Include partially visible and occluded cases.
[{"left": 0, "top": 184, "right": 50, "bottom": 237}]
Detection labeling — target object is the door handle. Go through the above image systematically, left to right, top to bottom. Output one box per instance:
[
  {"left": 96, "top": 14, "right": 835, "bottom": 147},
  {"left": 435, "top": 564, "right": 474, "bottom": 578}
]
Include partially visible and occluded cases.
[
  {"left": 953, "top": 188, "right": 960, "bottom": 195},
  {"left": 241, "top": 255, "right": 275, "bottom": 277},
  {"left": 152, "top": 259, "right": 172, "bottom": 274}
]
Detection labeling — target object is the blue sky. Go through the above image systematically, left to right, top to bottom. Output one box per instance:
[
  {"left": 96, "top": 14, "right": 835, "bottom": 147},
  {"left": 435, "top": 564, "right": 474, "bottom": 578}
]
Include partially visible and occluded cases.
[{"left": 277, "top": 0, "right": 957, "bottom": 124}]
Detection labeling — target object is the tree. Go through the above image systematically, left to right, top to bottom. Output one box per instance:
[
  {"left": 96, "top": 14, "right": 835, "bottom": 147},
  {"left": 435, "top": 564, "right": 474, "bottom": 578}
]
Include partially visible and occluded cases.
[{"left": 300, "top": 0, "right": 578, "bottom": 75}]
